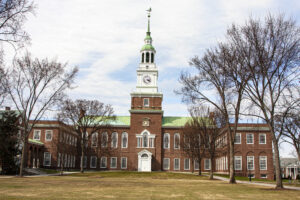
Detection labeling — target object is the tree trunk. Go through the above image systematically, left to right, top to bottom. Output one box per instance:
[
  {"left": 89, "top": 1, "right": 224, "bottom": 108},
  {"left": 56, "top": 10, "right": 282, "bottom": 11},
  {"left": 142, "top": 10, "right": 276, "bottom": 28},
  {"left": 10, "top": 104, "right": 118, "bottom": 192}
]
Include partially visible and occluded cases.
[
  {"left": 273, "top": 138, "right": 283, "bottom": 189},
  {"left": 19, "top": 139, "right": 26, "bottom": 177},
  {"left": 229, "top": 139, "right": 236, "bottom": 183},
  {"left": 80, "top": 144, "right": 84, "bottom": 173},
  {"left": 60, "top": 155, "right": 64, "bottom": 176},
  {"left": 209, "top": 156, "right": 214, "bottom": 180},
  {"left": 198, "top": 158, "right": 202, "bottom": 175},
  {"left": 191, "top": 159, "right": 194, "bottom": 173}
]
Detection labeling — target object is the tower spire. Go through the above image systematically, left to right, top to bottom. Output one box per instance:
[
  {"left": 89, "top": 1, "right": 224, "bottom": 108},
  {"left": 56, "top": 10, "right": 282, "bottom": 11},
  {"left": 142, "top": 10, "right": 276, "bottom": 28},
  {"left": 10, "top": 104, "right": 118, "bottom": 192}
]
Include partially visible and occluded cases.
[{"left": 146, "top": 7, "right": 151, "bottom": 36}]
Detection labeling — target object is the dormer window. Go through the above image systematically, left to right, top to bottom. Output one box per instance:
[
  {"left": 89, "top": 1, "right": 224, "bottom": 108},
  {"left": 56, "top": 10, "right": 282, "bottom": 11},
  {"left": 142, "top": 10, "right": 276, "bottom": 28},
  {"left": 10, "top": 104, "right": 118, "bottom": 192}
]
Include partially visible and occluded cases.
[{"left": 143, "top": 98, "right": 149, "bottom": 107}]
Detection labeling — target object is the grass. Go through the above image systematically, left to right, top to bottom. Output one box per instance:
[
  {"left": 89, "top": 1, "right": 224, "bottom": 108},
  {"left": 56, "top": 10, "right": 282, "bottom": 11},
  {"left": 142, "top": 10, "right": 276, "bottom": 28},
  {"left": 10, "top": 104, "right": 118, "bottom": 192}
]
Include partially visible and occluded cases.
[
  {"left": 0, "top": 171, "right": 299, "bottom": 200},
  {"left": 214, "top": 173, "right": 300, "bottom": 187}
]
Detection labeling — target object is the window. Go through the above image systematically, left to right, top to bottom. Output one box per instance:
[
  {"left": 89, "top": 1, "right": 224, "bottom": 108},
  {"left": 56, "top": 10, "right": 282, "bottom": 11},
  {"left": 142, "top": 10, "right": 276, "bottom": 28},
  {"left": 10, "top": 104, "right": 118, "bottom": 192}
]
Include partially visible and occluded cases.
[
  {"left": 146, "top": 52, "right": 149, "bottom": 62},
  {"left": 142, "top": 53, "right": 144, "bottom": 63},
  {"left": 143, "top": 98, "right": 149, "bottom": 107},
  {"left": 33, "top": 130, "right": 41, "bottom": 140},
  {"left": 45, "top": 130, "right": 53, "bottom": 141},
  {"left": 101, "top": 132, "right": 108, "bottom": 147},
  {"left": 111, "top": 132, "right": 118, "bottom": 148},
  {"left": 121, "top": 132, "right": 128, "bottom": 148},
  {"left": 143, "top": 132, "right": 148, "bottom": 147},
  {"left": 92, "top": 133, "right": 98, "bottom": 147},
  {"left": 163, "top": 133, "right": 170, "bottom": 149},
  {"left": 174, "top": 133, "right": 180, "bottom": 149},
  {"left": 234, "top": 133, "right": 241, "bottom": 144},
  {"left": 246, "top": 134, "right": 254, "bottom": 144},
  {"left": 259, "top": 134, "right": 266, "bottom": 144},
  {"left": 184, "top": 136, "right": 190, "bottom": 149},
  {"left": 149, "top": 138, "right": 155, "bottom": 148},
  {"left": 43, "top": 152, "right": 51, "bottom": 166},
  {"left": 81, "top": 156, "right": 87, "bottom": 168},
  {"left": 90, "top": 156, "right": 97, "bottom": 168},
  {"left": 234, "top": 156, "right": 242, "bottom": 170},
  {"left": 247, "top": 156, "right": 254, "bottom": 170},
  {"left": 259, "top": 156, "right": 267, "bottom": 170},
  {"left": 100, "top": 157, "right": 107, "bottom": 168},
  {"left": 110, "top": 157, "right": 117, "bottom": 168},
  {"left": 121, "top": 157, "right": 127, "bottom": 169},
  {"left": 163, "top": 158, "right": 170, "bottom": 170},
  {"left": 174, "top": 158, "right": 180, "bottom": 170},
  {"left": 184, "top": 158, "right": 190, "bottom": 170},
  {"left": 194, "top": 159, "right": 199, "bottom": 170},
  {"left": 204, "top": 159, "right": 211, "bottom": 170},
  {"left": 261, "top": 174, "right": 267, "bottom": 178}
]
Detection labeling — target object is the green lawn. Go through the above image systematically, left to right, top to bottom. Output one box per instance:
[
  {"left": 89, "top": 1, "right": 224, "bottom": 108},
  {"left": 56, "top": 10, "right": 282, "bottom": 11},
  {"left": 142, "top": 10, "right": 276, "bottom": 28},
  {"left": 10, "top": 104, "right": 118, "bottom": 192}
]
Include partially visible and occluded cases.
[{"left": 0, "top": 172, "right": 299, "bottom": 200}]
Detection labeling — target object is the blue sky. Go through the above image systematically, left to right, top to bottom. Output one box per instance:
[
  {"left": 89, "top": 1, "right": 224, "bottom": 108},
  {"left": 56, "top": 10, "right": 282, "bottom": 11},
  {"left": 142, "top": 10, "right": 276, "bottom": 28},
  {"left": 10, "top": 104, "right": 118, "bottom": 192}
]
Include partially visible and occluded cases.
[{"left": 4, "top": 0, "right": 299, "bottom": 156}]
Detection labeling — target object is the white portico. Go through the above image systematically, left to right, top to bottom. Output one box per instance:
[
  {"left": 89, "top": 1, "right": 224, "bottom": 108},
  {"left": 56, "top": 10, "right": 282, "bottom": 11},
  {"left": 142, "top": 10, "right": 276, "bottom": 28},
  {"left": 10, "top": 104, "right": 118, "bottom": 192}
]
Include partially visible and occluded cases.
[{"left": 138, "top": 149, "right": 152, "bottom": 172}]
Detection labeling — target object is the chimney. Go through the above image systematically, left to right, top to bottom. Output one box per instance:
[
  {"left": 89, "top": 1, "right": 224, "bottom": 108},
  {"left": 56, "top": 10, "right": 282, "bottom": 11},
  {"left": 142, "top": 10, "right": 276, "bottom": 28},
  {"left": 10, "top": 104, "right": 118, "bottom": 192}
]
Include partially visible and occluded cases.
[{"left": 5, "top": 107, "right": 10, "bottom": 111}]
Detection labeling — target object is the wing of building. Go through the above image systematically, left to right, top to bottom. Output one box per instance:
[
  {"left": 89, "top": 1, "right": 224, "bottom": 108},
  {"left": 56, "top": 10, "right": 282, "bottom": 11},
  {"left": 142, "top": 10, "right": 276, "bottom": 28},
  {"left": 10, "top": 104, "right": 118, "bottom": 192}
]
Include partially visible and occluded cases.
[{"left": 6, "top": 9, "right": 274, "bottom": 180}]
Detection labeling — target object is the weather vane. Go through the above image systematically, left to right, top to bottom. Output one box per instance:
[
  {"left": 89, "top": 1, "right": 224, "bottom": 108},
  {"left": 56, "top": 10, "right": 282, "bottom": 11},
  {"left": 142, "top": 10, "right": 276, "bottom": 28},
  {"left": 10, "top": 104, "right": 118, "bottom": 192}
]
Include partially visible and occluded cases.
[{"left": 146, "top": 7, "right": 151, "bottom": 18}]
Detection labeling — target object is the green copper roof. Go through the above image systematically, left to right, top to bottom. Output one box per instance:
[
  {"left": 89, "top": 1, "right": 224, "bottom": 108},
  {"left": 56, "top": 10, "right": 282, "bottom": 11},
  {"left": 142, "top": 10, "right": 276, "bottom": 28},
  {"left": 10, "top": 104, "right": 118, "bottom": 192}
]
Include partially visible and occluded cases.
[
  {"left": 144, "top": 35, "right": 152, "bottom": 41},
  {"left": 141, "top": 44, "right": 155, "bottom": 51},
  {"left": 110, "top": 116, "right": 130, "bottom": 126},
  {"left": 162, "top": 116, "right": 192, "bottom": 127},
  {"left": 28, "top": 139, "right": 44, "bottom": 146}
]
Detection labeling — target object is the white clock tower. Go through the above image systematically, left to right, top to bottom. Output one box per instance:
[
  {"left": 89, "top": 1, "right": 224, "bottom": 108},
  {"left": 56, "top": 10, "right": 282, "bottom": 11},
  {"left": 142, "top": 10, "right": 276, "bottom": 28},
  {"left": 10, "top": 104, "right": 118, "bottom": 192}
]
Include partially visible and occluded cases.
[{"left": 134, "top": 8, "right": 160, "bottom": 94}]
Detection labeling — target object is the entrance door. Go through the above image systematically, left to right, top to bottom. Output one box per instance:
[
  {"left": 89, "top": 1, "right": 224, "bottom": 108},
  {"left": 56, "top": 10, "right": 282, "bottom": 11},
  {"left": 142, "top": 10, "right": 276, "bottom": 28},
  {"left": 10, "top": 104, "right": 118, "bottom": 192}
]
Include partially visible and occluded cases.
[{"left": 138, "top": 151, "right": 152, "bottom": 172}]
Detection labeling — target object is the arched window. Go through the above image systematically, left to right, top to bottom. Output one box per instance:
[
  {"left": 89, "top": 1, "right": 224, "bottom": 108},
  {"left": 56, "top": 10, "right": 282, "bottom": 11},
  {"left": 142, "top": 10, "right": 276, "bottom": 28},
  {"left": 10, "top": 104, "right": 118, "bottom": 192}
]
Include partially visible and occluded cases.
[
  {"left": 146, "top": 52, "right": 149, "bottom": 63},
  {"left": 142, "top": 53, "right": 144, "bottom": 63},
  {"left": 151, "top": 53, "right": 154, "bottom": 63},
  {"left": 91, "top": 132, "right": 98, "bottom": 147},
  {"left": 101, "top": 132, "right": 108, "bottom": 148},
  {"left": 111, "top": 132, "right": 118, "bottom": 148},
  {"left": 121, "top": 132, "right": 128, "bottom": 148},
  {"left": 143, "top": 132, "right": 148, "bottom": 147},
  {"left": 164, "top": 133, "right": 170, "bottom": 149},
  {"left": 174, "top": 133, "right": 180, "bottom": 149},
  {"left": 141, "top": 154, "right": 148, "bottom": 158}
]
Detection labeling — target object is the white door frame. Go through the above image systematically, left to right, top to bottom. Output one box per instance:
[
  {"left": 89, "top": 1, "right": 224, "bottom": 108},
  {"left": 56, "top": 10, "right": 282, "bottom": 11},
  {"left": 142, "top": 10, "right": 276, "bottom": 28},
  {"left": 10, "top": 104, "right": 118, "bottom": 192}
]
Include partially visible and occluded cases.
[{"left": 138, "top": 149, "right": 152, "bottom": 172}]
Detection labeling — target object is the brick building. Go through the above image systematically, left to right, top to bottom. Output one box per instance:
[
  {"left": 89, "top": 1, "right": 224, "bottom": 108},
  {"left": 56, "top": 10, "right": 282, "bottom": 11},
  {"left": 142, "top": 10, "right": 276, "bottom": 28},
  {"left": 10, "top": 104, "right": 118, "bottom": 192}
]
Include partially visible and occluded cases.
[{"left": 21, "top": 10, "right": 274, "bottom": 180}]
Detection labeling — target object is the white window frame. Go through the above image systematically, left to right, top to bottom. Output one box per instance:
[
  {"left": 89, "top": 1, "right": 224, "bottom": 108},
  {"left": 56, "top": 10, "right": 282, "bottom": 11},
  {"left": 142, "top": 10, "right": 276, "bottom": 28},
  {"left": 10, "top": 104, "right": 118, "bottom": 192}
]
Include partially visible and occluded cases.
[
  {"left": 143, "top": 98, "right": 149, "bottom": 107},
  {"left": 33, "top": 130, "right": 41, "bottom": 140},
  {"left": 45, "top": 130, "right": 53, "bottom": 141},
  {"left": 91, "top": 132, "right": 98, "bottom": 147},
  {"left": 101, "top": 132, "right": 108, "bottom": 148},
  {"left": 111, "top": 132, "right": 118, "bottom": 148},
  {"left": 121, "top": 132, "right": 128, "bottom": 148},
  {"left": 163, "top": 133, "right": 170, "bottom": 149},
  {"left": 174, "top": 133, "right": 180, "bottom": 149},
  {"left": 234, "top": 133, "right": 241, "bottom": 144},
  {"left": 246, "top": 133, "right": 254, "bottom": 144},
  {"left": 259, "top": 134, "right": 266, "bottom": 144},
  {"left": 43, "top": 152, "right": 51, "bottom": 166},
  {"left": 57, "top": 153, "right": 61, "bottom": 167},
  {"left": 90, "top": 156, "right": 97, "bottom": 168},
  {"left": 234, "top": 156, "right": 242, "bottom": 170},
  {"left": 247, "top": 156, "right": 254, "bottom": 170},
  {"left": 259, "top": 156, "right": 267, "bottom": 170},
  {"left": 100, "top": 157, "right": 107, "bottom": 168},
  {"left": 110, "top": 157, "right": 117, "bottom": 168},
  {"left": 121, "top": 157, "right": 127, "bottom": 169},
  {"left": 163, "top": 158, "right": 170, "bottom": 170},
  {"left": 174, "top": 158, "right": 180, "bottom": 170},
  {"left": 184, "top": 158, "right": 190, "bottom": 170},
  {"left": 194, "top": 159, "right": 199, "bottom": 170},
  {"left": 204, "top": 159, "right": 211, "bottom": 170}
]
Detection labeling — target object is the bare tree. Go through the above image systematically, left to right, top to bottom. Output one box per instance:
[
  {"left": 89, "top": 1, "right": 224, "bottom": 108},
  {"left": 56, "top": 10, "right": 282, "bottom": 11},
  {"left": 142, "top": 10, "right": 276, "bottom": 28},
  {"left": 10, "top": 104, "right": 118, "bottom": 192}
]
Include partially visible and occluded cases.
[
  {"left": 0, "top": 0, "right": 35, "bottom": 49},
  {"left": 226, "top": 15, "right": 300, "bottom": 189},
  {"left": 177, "top": 42, "right": 248, "bottom": 183},
  {"left": 4, "top": 53, "right": 78, "bottom": 176},
  {"left": 57, "top": 99, "right": 115, "bottom": 173}
]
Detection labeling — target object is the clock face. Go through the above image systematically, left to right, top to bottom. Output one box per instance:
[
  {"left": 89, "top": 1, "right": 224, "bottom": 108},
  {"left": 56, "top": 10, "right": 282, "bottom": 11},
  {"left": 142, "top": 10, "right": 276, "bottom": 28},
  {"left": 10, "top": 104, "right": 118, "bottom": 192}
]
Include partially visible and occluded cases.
[{"left": 143, "top": 75, "right": 151, "bottom": 84}]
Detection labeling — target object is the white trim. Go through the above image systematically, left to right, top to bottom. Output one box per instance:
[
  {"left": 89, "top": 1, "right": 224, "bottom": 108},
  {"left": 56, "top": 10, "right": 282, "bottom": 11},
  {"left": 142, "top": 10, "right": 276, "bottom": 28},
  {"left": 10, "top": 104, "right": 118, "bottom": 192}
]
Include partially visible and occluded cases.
[
  {"left": 143, "top": 98, "right": 150, "bottom": 107},
  {"left": 33, "top": 129, "right": 41, "bottom": 140},
  {"left": 45, "top": 130, "right": 53, "bottom": 141},
  {"left": 91, "top": 132, "right": 98, "bottom": 147},
  {"left": 111, "top": 132, "right": 118, "bottom": 148},
  {"left": 121, "top": 132, "right": 128, "bottom": 148},
  {"left": 163, "top": 133, "right": 170, "bottom": 149},
  {"left": 174, "top": 133, "right": 180, "bottom": 149},
  {"left": 234, "top": 133, "right": 241, "bottom": 144},
  {"left": 246, "top": 133, "right": 254, "bottom": 144},
  {"left": 259, "top": 133, "right": 266, "bottom": 144},
  {"left": 43, "top": 152, "right": 51, "bottom": 166},
  {"left": 234, "top": 156, "right": 242, "bottom": 170},
  {"left": 247, "top": 156, "right": 255, "bottom": 170},
  {"left": 259, "top": 156, "right": 267, "bottom": 170},
  {"left": 100, "top": 157, "right": 107, "bottom": 168},
  {"left": 110, "top": 157, "right": 117, "bottom": 168},
  {"left": 174, "top": 158, "right": 180, "bottom": 170},
  {"left": 184, "top": 158, "right": 190, "bottom": 170},
  {"left": 194, "top": 159, "right": 199, "bottom": 170},
  {"left": 204, "top": 159, "right": 211, "bottom": 170}
]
